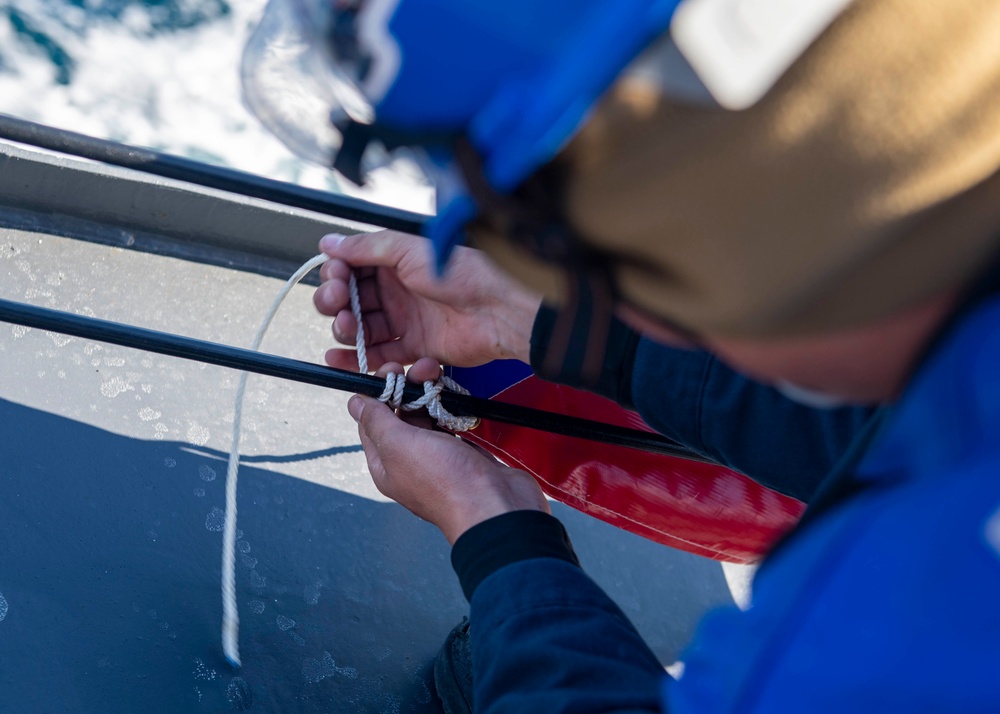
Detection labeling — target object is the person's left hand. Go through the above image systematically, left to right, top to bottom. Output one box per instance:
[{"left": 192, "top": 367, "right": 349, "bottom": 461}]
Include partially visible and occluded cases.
[{"left": 348, "top": 358, "right": 550, "bottom": 544}]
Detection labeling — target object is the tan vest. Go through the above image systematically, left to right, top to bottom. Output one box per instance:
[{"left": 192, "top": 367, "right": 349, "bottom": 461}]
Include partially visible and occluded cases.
[{"left": 473, "top": 0, "right": 1000, "bottom": 337}]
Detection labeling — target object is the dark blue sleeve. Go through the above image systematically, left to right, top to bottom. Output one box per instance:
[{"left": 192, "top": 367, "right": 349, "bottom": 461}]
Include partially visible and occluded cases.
[
  {"left": 530, "top": 306, "right": 874, "bottom": 503},
  {"left": 627, "top": 340, "right": 873, "bottom": 501},
  {"left": 453, "top": 512, "right": 667, "bottom": 714}
]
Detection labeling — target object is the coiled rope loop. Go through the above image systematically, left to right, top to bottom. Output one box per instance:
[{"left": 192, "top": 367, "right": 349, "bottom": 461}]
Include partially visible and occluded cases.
[
  {"left": 222, "top": 248, "right": 475, "bottom": 668},
  {"left": 222, "top": 251, "right": 329, "bottom": 668},
  {"left": 348, "top": 271, "right": 478, "bottom": 432}
]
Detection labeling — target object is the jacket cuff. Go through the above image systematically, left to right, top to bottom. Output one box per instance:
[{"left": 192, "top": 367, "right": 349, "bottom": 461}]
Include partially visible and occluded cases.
[
  {"left": 529, "top": 304, "right": 641, "bottom": 408},
  {"left": 450, "top": 510, "right": 581, "bottom": 602}
]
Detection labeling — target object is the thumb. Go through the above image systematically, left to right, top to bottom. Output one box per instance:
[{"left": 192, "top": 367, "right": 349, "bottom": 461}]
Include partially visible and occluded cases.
[
  {"left": 320, "top": 230, "right": 425, "bottom": 271},
  {"left": 348, "top": 394, "right": 404, "bottom": 445}
]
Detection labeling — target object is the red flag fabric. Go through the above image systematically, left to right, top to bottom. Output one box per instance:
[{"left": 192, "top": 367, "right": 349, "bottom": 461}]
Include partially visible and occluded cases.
[{"left": 451, "top": 363, "right": 804, "bottom": 564}]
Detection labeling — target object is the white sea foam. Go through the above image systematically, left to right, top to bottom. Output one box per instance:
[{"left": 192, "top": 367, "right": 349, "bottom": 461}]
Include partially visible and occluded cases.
[{"left": 0, "top": 0, "right": 433, "bottom": 214}]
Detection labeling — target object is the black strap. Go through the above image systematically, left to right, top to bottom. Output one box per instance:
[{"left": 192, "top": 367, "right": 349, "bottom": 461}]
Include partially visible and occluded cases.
[
  {"left": 332, "top": 121, "right": 371, "bottom": 185},
  {"left": 454, "top": 138, "right": 618, "bottom": 386}
]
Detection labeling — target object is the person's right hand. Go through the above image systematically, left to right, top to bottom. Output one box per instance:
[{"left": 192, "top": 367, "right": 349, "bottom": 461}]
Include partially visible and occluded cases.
[
  {"left": 313, "top": 231, "right": 542, "bottom": 372},
  {"left": 348, "top": 358, "right": 550, "bottom": 545}
]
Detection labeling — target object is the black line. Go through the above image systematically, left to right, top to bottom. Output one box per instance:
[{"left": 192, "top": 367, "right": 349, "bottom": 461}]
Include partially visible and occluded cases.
[
  {"left": 0, "top": 114, "right": 426, "bottom": 234},
  {"left": 0, "top": 298, "right": 712, "bottom": 464},
  {"left": 179, "top": 443, "right": 365, "bottom": 464}
]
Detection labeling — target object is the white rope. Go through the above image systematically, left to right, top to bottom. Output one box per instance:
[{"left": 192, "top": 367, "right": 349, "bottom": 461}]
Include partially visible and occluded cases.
[
  {"left": 221, "top": 249, "right": 476, "bottom": 668},
  {"left": 222, "top": 252, "right": 330, "bottom": 668},
  {"left": 349, "top": 271, "right": 370, "bottom": 375},
  {"left": 347, "top": 272, "right": 478, "bottom": 432}
]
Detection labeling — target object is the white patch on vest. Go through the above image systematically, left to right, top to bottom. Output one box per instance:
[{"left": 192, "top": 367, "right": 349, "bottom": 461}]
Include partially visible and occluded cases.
[
  {"left": 671, "top": 0, "right": 853, "bottom": 109},
  {"left": 983, "top": 505, "right": 1000, "bottom": 560}
]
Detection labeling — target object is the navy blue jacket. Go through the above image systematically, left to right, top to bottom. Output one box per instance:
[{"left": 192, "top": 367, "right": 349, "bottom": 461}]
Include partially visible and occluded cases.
[
  {"left": 451, "top": 295, "right": 1000, "bottom": 712},
  {"left": 528, "top": 307, "right": 873, "bottom": 502}
]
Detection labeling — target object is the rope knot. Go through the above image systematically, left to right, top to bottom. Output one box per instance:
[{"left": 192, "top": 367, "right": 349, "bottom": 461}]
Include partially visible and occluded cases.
[
  {"left": 350, "top": 271, "right": 478, "bottom": 433},
  {"left": 376, "top": 372, "right": 479, "bottom": 432}
]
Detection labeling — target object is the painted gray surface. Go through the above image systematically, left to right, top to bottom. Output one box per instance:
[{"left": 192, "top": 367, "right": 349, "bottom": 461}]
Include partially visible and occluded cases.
[
  {"left": 0, "top": 141, "right": 378, "bottom": 267},
  {"left": 0, "top": 226, "right": 743, "bottom": 712}
]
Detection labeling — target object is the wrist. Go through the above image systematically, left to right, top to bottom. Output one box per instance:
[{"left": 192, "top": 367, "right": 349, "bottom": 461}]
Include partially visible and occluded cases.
[
  {"left": 495, "top": 289, "right": 542, "bottom": 364},
  {"left": 440, "top": 467, "right": 550, "bottom": 545},
  {"left": 442, "top": 500, "right": 548, "bottom": 546}
]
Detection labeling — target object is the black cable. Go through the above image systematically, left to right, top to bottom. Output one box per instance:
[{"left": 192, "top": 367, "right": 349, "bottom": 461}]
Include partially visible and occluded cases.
[
  {"left": 0, "top": 114, "right": 426, "bottom": 234},
  {"left": 0, "top": 117, "right": 715, "bottom": 464},
  {"left": 0, "top": 298, "right": 713, "bottom": 464}
]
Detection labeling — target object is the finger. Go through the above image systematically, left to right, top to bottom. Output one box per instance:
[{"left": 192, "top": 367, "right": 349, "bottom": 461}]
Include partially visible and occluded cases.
[
  {"left": 321, "top": 230, "right": 427, "bottom": 272},
  {"left": 319, "top": 232, "right": 347, "bottom": 258},
  {"left": 318, "top": 234, "right": 391, "bottom": 316},
  {"left": 319, "top": 257, "right": 351, "bottom": 283},
  {"left": 353, "top": 265, "right": 378, "bottom": 282},
  {"left": 315, "top": 270, "right": 383, "bottom": 317},
  {"left": 355, "top": 273, "right": 385, "bottom": 312},
  {"left": 313, "top": 278, "right": 350, "bottom": 316},
  {"left": 332, "top": 308, "right": 398, "bottom": 348},
  {"left": 332, "top": 308, "right": 359, "bottom": 344},
  {"left": 358, "top": 310, "right": 397, "bottom": 346},
  {"left": 330, "top": 312, "right": 413, "bottom": 370},
  {"left": 356, "top": 341, "right": 423, "bottom": 374},
  {"left": 331, "top": 343, "right": 415, "bottom": 375},
  {"left": 324, "top": 348, "right": 360, "bottom": 372},
  {"left": 406, "top": 357, "right": 442, "bottom": 384},
  {"left": 396, "top": 358, "right": 441, "bottom": 429},
  {"left": 374, "top": 362, "right": 404, "bottom": 379},
  {"left": 375, "top": 362, "right": 434, "bottom": 429},
  {"left": 352, "top": 393, "right": 415, "bottom": 461},
  {"left": 349, "top": 396, "right": 387, "bottom": 482},
  {"left": 350, "top": 398, "right": 426, "bottom": 506},
  {"left": 357, "top": 425, "right": 385, "bottom": 484}
]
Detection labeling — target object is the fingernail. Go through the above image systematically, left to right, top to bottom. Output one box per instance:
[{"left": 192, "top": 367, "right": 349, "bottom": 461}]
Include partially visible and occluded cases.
[
  {"left": 319, "top": 233, "right": 346, "bottom": 253},
  {"left": 347, "top": 395, "right": 364, "bottom": 422}
]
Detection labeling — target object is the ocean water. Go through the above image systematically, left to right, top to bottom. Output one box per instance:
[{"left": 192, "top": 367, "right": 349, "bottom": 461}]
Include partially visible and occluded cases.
[{"left": 0, "top": 0, "right": 431, "bottom": 212}]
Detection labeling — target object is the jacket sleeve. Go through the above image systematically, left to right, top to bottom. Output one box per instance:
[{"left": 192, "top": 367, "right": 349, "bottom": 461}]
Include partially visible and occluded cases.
[
  {"left": 530, "top": 306, "right": 874, "bottom": 502},
  {"left": 453, "top": 511, "right": 668, "bottom": 714}
]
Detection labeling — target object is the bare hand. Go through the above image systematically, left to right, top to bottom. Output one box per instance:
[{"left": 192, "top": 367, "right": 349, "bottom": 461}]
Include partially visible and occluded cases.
[
  {"left": 313, "top": 231, "right": 541, "bottom": 372},
  {"left": 348, "top": 358, "right": 550, "bottom": 544}
]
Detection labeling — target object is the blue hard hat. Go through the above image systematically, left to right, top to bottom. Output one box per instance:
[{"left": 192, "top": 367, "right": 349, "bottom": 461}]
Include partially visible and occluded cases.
[{"left": 242, "top": 0, "right": 683, "bottom": 269}]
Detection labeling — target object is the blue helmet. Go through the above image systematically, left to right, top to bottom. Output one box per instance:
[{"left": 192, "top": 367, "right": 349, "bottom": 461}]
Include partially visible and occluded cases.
[{"left": 242, "top": 0, "right": 684, "bottom": 269}]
